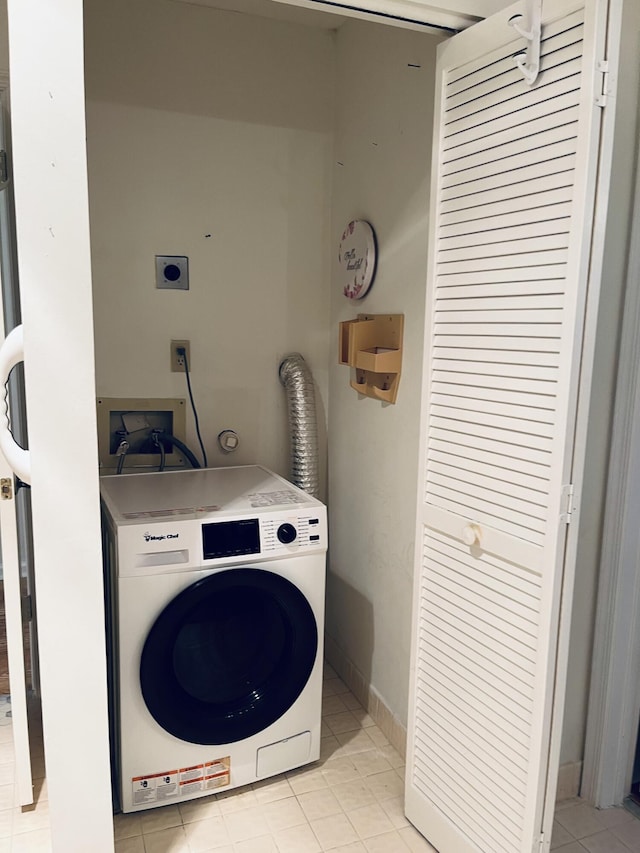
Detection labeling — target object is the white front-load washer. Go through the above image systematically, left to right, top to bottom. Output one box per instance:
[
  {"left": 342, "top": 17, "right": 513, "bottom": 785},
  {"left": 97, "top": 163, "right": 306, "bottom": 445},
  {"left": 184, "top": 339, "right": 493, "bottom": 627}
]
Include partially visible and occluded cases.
[{"left": 100, "top": 465, "right": 327, "bottom": 814}]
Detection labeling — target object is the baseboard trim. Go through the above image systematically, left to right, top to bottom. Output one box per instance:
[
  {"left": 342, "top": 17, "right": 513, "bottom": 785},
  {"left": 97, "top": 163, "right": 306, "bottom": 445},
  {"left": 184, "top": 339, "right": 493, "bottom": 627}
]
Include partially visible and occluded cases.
[
  {"left": 324, "top": 634, "right": 407, "bottom": 760},
  {"left": 556, "top": 761, "right": 583, "bottom": 802}
]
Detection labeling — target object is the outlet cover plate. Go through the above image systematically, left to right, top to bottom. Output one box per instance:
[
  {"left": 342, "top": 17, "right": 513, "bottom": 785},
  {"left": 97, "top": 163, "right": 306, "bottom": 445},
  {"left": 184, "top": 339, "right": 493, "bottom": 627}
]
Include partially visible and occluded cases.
[
  {"left": 156, "top": 255, "right": 189, "bottom": 290},
  {"left": 171, "top": 340, "right": 191, "bottom": 372}
]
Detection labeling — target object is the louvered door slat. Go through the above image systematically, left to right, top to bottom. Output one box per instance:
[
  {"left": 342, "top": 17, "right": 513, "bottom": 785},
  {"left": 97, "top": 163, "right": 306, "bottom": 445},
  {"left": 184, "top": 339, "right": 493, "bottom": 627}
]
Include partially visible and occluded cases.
[
  {"left": 407, "top": 1, "right": 606, "bottom": 851},
  {"left": 446, "top": 33, "right": 583, "bottom": 113},
  {"left": 445, "top": 79, "right": 581, "bottom": 149},
  {"left": 444, "top": 110, "right": 580, "bottom": 173},
  {"left": 442, "top": 131, "right": 578, "bottom": 182},
  {"left": 442, "top": 148, "right": 576, "bottom": 203},
  {"left": 442, "top": 175, "right": 573, "bottom": 218},
  {"left": 441, "top": 198, "right": 573, "bottom": 235},
  {"left": 440, "top": 217, "right": 571, "bottom": 250},
  {"left": 439, "top": 234, "right": 569, "bottom": 263},
  {"left": 438, "top": 249, "right": 569, "bottom": 274},
  {"left": 437, "top": 270, "right": 566, "bottom": 290},
  {"left": 436, "top": 294, "right": 565, "bottom": 310},
  {"left": 435, "top": 305, "right": 563, "bottom": 321},
  {"left": 434, "top": 318, "right": 562, "bottom": 334},
  {"left": 433, "top": 334, "right": 562, "bottom": 351},
  {"left": 433, "top": 359, "right": 559, "bottom": 382},
  {"left": 432, "top": 374, "right": 556, "bottom": 398},
  {"left": 433, "top": 382, "right": 556, "bottom": 411},
  {"left": 432, "top": 397, "right": 555, "bottom": 429},
  {"left": 431, "top": 402, "right": 555, "bottom": 434},
  {"left": 430, "top": 415, "right": 552, "bottom": 450},
  {"left": 430, "top": 426, "right": 551, "bottom": 467},
  {"left": 429, "top": 443, "right": 551, "bottom": 484},
  {"left": 429, "top": 459, "right": 548, "bottom": 505},
  {"left": 427, "top": 474, "right": 548, "bottom": 527},
  {"left": 426, "top": 491, "right": 546, "bottom": 543},
  {"left": 428, "top": 530, "right": 543, "bottom": 597},
  {"left": 426, "top": 535, "right": 542, "bottom": 608},
  {"left": 420, "top": 613, "right": 535, "bottom": 688},
  {"left": 419, "top": 614, "right": 537, "bottom": 694},
  {"left": 421, "top": 621, "right": 535, "bottom": 703},
  {"left": 424, "top": 637, "right": 534, "bottom": 724},
  {"left": 421, "top": 639, "right": 535, "bottom": 723},
  {"left": 417, "top": 665, "right": 532, "bottom": 746},
  {"left": 417, "top": 679, "right": 530, "bottom": 768},
  {"left": 418, "top": 693, "right": 529, "bottom": 806},
  {"left": 416, "top": 700, "right": 529, "bottom": 816},
  {"left": 415, "top": 723, "right": 525, "bottom": 837},
  {"left": 414, "top": 758, "right": 514, "bottom": 853}
]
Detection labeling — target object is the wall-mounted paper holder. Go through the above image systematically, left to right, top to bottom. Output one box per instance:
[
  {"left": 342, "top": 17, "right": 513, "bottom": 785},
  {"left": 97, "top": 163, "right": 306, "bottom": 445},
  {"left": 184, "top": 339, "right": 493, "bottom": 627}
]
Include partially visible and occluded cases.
[{"left": 339, "top": 314, "right": 404, "bottom": 404}]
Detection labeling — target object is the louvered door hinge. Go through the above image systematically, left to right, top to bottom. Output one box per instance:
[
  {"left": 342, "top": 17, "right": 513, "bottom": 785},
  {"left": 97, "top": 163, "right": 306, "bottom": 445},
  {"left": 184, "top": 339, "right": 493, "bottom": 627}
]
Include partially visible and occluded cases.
[
  {"left": 596, "top": 60, "right": 609, "bottom": 107},
  {"left": 560, "top": 484, "right": 575, "bottom": 523},
  {"left": 538, "top": 831, "right": 546, "bottom": 853}
]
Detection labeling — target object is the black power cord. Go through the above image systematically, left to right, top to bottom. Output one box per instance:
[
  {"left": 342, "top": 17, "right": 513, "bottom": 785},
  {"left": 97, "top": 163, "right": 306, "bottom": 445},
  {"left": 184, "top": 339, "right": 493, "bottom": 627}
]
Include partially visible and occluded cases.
[{"left": 177, "top": 346, "right": 208, "bottom": 468}]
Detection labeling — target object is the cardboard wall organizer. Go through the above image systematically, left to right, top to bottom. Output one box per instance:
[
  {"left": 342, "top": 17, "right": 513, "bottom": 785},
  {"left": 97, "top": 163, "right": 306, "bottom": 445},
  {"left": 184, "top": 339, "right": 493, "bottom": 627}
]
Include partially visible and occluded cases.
[{"left": 339, "top": 314, "right": 404, "bottom": 404}]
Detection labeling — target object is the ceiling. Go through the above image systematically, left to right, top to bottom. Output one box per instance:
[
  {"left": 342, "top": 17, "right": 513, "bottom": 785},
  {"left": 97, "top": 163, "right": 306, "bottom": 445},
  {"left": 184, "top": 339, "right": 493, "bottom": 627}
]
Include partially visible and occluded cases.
[
  {"left": 167, "top": 0, "right": 516, "bottom": 35},
  {"left": 168, "top": 0, "right": 347, "bottom": 29}
]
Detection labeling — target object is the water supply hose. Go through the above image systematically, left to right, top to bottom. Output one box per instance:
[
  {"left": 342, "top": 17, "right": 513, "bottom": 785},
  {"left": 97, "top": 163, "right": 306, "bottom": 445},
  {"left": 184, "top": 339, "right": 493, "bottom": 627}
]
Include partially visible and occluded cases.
[
  {"left": 279, "top": 354, "right": 319, "bottom": 498},
  {"left": 156, "top": 432, "right": 202, "bottom": 470}
]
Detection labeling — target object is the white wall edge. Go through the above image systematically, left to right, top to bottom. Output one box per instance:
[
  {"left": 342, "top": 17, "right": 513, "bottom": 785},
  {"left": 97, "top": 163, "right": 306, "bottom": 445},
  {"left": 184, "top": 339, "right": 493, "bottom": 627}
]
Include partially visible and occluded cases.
[{"left": 582, "top": 64, "right": 640, "bottom": 808}]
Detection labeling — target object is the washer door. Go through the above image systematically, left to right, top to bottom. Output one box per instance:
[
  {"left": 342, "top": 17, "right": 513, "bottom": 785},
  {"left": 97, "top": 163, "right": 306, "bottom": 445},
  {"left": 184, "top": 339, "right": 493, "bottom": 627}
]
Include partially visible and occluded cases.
[{"left": 139, "top": 568, "right": 318, "bottom": 745}]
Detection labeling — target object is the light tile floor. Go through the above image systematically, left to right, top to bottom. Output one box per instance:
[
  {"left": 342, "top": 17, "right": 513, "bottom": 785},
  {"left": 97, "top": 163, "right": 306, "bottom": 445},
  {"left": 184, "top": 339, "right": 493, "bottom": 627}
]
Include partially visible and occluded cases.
[
  {"left": 113, "top": 663, "right": 434, "bottom": 853},
  {"left": 3, "top": 667, "right": 640, "bottom": 852},
  {"left": 0, "top": 703, "right": 50, "bottom": 853},
  {"left": 552, "top": 798, "right": 640, "bottom": 852}
]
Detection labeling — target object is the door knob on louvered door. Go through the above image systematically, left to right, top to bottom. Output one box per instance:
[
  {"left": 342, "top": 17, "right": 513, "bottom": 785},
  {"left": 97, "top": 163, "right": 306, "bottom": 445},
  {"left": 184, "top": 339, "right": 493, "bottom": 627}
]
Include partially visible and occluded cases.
[{"left": 462, "top": 523, "right": 482, "bottom": 547}]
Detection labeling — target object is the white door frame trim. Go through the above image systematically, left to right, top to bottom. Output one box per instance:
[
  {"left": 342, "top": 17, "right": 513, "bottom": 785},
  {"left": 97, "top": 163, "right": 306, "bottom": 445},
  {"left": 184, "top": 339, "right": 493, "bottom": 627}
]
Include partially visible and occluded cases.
[
  {"left": 6, "top": 0, "right": 114, "bottom": 848},
  {"left": 582, "top": 94, "right": 640, "bottom": 809}
]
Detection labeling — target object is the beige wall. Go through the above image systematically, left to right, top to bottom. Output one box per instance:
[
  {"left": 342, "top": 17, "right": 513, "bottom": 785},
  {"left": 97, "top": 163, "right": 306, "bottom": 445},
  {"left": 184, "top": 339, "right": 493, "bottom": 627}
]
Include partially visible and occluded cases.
[
  {"left": 84, "top": 0, "right": 335, "bottom": 483},
  {"left": 326, "top": 19, "right": 441, "bottom": 724}
]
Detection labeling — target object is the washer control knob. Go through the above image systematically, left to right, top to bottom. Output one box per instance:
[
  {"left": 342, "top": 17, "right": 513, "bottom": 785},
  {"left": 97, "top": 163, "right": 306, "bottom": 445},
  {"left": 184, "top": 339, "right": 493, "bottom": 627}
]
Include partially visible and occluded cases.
[{"left": 277, "top": 523, "right": 297, "bottom": 544}]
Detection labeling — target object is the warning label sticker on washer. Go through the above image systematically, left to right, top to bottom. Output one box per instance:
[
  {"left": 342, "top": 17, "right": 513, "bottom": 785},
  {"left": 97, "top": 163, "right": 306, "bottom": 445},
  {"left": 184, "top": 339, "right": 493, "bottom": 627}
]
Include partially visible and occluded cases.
[
  {"left": 248, "top": 490, "right": 306, "bottom": 508},
  {"left": 132, "top": 757, "right": 230, "bottom": 804},
  {"left": 132, "top": 770, "right": 178, "bottom": 805}
]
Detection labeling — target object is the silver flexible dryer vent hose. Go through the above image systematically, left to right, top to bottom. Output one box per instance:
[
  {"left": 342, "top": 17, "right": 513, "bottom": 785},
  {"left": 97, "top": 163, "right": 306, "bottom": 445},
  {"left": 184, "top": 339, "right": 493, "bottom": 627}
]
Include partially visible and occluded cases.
[{"left": 279, "top": 353, "right": 319, "bottom": 498}]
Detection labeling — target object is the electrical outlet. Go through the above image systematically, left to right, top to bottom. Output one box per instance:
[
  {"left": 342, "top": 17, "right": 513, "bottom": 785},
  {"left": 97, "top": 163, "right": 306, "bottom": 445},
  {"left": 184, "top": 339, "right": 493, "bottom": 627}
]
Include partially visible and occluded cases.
[{"left": 170, "top": 340, "right": 191, "bottom": 372}]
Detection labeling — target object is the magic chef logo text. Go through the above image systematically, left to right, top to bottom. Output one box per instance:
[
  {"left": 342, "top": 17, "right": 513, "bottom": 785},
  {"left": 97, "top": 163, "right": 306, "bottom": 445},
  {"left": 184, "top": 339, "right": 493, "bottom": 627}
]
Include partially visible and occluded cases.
[{"left": 144, "top": 532, "right": 180, "bottom": 542}]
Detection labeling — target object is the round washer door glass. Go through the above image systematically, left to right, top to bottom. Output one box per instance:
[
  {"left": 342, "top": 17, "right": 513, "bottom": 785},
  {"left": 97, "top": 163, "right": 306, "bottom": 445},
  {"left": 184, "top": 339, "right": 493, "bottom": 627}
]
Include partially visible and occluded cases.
[{"left": 140, "top": 568, "right": 318, "bottom": 745}]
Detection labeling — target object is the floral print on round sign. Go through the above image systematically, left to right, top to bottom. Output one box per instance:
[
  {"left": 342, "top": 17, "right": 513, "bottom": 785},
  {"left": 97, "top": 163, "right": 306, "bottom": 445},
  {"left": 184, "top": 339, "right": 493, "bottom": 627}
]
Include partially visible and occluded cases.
[{"left": 339, "top": 220, "right": 377, "bottom": 300}]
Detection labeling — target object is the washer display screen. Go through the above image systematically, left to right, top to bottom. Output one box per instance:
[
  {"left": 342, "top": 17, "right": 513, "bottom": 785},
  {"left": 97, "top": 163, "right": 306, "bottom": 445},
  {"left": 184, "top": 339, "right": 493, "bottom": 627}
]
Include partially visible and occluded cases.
[{"left": 202, "top": 518, "right": 260, "bottom": 560}]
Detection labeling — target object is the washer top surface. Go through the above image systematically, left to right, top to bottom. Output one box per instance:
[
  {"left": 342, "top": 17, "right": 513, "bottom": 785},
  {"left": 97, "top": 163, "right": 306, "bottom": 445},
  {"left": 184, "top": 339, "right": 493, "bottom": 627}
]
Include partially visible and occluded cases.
[{"left": 100, "top": 465, "right": 323, "bottom": 525}]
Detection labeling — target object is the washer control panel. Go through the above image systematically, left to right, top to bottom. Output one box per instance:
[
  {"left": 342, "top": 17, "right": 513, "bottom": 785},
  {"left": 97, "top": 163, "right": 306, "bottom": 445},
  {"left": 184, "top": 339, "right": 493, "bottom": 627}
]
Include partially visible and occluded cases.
[
  {"left": 201, "top": 512, "right": 326, "bottom": 561},
  {"left": 260, "top": 514, "right": 325, "bottom": 554}
]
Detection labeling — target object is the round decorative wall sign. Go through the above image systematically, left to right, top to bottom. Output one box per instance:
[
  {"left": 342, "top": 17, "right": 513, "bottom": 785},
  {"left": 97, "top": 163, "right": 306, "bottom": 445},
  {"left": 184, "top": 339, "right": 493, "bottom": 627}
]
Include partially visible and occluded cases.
[{"left": 339, "top": 220, "right": 377, "bottom": 300}]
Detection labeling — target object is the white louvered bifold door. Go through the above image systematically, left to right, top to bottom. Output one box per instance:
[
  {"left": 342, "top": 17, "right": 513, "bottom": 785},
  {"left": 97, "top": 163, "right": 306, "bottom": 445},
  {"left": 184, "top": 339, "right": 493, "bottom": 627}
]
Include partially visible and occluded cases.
[{"left": 405, "top": 2, "right": 608, "bottom": 852}]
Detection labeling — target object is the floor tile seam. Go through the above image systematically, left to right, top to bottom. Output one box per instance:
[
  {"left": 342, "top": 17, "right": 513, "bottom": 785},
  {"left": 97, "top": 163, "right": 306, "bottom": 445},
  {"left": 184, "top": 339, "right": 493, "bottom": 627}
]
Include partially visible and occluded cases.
[
  {"left": 132, "top": 780, "right": 402, "bottom": 840},
  {"left": 308, "top": 807, "right": 374, "bottom": 847},
  {"left": 556, "top": 822, "right": 621, "bottom": 842}
]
